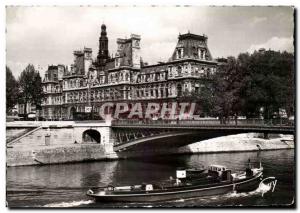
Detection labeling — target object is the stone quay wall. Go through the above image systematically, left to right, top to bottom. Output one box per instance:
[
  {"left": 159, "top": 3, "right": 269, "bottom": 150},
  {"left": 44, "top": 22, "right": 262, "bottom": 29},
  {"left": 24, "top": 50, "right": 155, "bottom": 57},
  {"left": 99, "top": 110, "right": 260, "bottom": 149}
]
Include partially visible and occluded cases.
[
  {"left": 6, "top": 121, "right": 117, "bottom": 167},
  {"left": 7, "top": 144, "right": 110, "bottom": 167}
]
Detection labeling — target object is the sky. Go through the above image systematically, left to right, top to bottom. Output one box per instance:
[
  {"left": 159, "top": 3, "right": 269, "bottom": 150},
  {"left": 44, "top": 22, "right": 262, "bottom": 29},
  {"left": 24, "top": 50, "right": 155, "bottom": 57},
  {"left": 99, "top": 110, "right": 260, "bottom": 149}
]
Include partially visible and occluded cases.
[{"left": 6, "top": 6, "right": 294, "bottom": 78}]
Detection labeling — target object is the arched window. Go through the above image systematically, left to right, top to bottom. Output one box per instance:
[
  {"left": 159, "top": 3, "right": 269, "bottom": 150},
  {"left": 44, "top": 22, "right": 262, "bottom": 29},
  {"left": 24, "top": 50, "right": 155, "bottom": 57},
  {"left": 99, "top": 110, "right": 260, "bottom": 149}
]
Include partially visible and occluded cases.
[
  {"left": 177, "top": 48, "right": 183, "bottom": 59},
  {"left": 177, "top": 66, "right": 182, "bottom": 77},
  {"left": 177, "top": 84, "right": 182, "bottom": 97},
  {"left": 69, "top": 107, "right": 76, "bottom": 120}
]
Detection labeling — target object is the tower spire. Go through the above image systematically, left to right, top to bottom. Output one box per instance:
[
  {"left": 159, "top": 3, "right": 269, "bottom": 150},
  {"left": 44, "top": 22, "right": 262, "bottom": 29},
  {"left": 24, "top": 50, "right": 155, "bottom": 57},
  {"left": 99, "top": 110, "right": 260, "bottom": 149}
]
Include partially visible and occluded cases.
[{"left": 97, "top": 23, "right": 110, "bottom": 67}]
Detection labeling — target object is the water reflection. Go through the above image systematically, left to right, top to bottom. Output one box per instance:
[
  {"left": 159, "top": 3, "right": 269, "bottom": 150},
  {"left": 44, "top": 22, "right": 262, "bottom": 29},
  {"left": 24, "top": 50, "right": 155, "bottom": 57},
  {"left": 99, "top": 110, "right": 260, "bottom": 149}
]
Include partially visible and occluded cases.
[{"left": 7, "top": 161, "right": 118, "bottom": 189}]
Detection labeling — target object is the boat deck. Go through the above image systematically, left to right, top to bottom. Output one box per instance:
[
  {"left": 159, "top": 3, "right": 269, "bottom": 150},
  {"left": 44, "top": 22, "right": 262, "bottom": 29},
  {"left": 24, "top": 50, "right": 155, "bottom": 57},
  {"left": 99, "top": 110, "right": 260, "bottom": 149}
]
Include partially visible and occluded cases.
[{"left": 91, "top": 173, "right": 259, "bottom": 195}]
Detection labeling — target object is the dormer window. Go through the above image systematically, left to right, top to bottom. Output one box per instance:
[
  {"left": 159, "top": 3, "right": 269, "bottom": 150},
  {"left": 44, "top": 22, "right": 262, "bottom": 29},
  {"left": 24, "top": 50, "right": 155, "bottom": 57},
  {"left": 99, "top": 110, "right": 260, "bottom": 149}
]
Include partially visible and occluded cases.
[
  {"left": 192, "top": 46, "right": 198, "bottom": 58},
  {"left": 176, "top": 48, "right": 184, "bottom": 59},
  {"left": 198, "top": 48, "right": 206, "bottom": 60},
  {"left": 115, "top": 58, "right": 120, "bottom": 67}
]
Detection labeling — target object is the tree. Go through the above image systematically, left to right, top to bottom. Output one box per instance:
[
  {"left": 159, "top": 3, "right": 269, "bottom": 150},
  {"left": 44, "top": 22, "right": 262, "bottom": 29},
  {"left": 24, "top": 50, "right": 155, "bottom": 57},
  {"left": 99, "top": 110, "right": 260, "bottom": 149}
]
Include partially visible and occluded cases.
[
  {"left": 182, "top": 50, "right": 294, "bottom": 122},
  {"left": 238, "top": 50, "right": 294, "bottom": 119},
  {"left": 278, "top": 51, "right": 294, "bottom": 118},
  {"left": 213, "top": 57, "right": 242, "bottom": 123},
  {"left": 18, "top": 64, "right": 44, "bottom": 118},
  {"left": 6, "top": 66, "right": 19, "bottom": 114},
  {"left": 197, "top": 83, "right": 216, "bottom": 117}
]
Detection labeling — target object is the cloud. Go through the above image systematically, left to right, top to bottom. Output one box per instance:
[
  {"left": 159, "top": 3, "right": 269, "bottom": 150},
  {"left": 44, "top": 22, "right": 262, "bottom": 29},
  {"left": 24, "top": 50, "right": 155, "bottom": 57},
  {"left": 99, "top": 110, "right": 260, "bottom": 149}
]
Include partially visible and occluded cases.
[
  {"left": 6, "top": 6, "right": 294, "bottom": 78},
  {"left": 6, "top": 6, "right": 199, "bottom": 78},
  {"left": 248, "top": 36, "right": 294, "bottom": 53}
]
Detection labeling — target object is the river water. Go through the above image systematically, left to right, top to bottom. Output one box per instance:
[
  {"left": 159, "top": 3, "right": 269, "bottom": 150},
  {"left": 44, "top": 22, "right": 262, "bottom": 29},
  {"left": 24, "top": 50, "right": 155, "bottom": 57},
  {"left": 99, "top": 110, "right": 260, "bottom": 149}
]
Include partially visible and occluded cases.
[{"left": 7, "top": 149, "right": 294, "bottom": 208}]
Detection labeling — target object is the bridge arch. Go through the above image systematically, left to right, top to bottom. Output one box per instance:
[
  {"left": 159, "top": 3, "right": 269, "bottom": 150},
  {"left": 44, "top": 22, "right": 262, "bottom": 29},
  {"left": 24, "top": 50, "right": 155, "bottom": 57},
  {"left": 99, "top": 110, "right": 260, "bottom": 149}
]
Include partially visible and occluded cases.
[
  {"left": 112, "top": 123, "right": 294, "bottom": 152},
  {"left": 82, "top": 129, "right": 101, "bottom": 143}
]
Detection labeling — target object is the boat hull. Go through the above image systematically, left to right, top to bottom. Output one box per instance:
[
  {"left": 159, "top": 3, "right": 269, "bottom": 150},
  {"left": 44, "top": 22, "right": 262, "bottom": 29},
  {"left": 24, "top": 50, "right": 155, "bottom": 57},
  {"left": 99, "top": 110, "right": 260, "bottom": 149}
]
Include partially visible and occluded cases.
[{"left": 87, "top": 172, "right": 262, "bottom": 202}]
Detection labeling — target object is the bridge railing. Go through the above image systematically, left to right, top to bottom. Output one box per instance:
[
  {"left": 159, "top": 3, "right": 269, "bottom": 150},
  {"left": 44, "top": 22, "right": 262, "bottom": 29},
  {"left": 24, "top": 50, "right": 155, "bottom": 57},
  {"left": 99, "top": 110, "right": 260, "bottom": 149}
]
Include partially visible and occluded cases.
[{"left": 111, "top": 118, "right": 294, "bottom": 127}]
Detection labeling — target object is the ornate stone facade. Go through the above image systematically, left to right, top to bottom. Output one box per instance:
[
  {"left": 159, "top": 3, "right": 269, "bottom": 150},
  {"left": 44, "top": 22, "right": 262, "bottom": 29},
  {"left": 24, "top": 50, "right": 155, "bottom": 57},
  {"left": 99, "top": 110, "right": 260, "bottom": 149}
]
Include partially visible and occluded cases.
[{"left": 41, "top": 24, "right": 218, "bottom": 120}]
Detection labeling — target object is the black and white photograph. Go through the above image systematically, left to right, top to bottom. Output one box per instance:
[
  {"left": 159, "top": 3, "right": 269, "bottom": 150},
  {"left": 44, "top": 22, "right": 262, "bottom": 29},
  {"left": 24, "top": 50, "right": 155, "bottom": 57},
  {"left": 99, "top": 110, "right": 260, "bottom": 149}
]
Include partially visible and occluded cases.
[{"left": 5, "top": 5, "right": 295, "bottom": 208}]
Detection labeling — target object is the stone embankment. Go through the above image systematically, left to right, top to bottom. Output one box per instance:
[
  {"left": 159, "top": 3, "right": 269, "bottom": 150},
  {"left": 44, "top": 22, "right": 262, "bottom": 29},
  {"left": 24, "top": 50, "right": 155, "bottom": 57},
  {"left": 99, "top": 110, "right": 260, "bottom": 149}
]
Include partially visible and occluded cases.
[
  {"left": 6, "top": 122, "right": 117, "bottom": 166},
  {"left": 179, "top": 133, "right": 294, "bottom": 153},
  {"left": 7, "top": 144, "right": 108, "bottom": 166}
]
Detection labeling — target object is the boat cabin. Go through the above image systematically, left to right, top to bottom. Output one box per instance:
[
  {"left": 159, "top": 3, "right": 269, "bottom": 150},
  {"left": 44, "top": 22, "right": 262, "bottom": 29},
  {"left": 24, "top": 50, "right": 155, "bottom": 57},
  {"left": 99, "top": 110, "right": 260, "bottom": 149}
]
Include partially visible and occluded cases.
[
  {"left": 208, "top": 165, "right": 232, "bottom": 181},
  {"left": 208, "top": 165, "right": 227, "bottom": 172},
  {"left": 176, "top": 170, "right": 187, "bottom": 179}
]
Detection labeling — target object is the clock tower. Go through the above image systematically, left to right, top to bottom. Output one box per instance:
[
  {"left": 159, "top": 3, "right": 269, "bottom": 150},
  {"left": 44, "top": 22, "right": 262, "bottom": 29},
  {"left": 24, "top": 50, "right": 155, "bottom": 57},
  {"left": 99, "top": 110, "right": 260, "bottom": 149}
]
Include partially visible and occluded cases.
[{"left": 97, "top": 24, "right": 110, "bottom": 67}]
